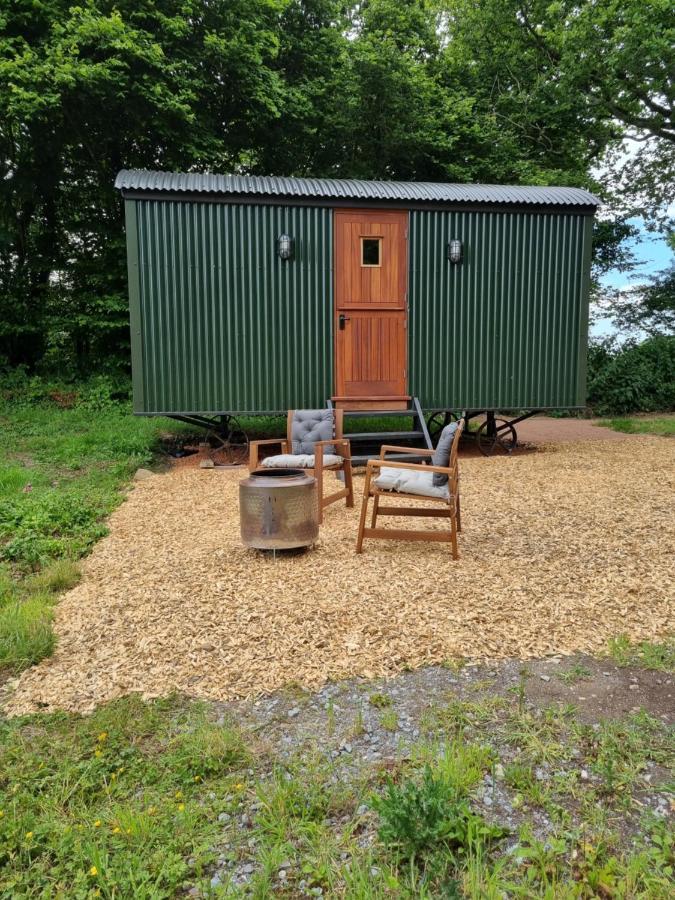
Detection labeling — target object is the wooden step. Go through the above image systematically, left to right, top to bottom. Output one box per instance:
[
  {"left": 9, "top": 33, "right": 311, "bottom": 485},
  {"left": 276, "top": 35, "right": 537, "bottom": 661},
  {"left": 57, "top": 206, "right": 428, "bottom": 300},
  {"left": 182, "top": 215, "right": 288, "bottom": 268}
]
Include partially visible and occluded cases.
[
  {"left": 332, "top": 396, "right": 410, "bottom": 410},
  {"left": 329, "top": 398, "right": 432, "bottom": 466},
  {"left": 341, "top": 408, "right": 416, "bottom": 419},
  {"left": 346, "top": 430, "right": 426, "bottom": 442},
  {"left": 350, "top": 451, "right": 428, "bottom": 467}
]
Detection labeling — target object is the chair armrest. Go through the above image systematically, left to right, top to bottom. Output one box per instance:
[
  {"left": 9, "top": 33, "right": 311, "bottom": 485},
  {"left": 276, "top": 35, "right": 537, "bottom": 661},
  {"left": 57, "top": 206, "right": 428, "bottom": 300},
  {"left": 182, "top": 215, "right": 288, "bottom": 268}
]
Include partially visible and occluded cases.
[
  {"left": 248, "top": 437, "right": 289, "bottom": 471},
  {"left": 336, "top": 437, "right": 351, "bottom": 458},
  {"left": 250, "top": 438, "right": 288, "bottom": 447},
  {"left": 315, "top": 438, "right": 351, "bottom": 458},
  {"left": 380, "top": 445, "right": 435, "bottom": 459},
  {"left": 366, "top": 458, "right": 451, "bottom": 477}
]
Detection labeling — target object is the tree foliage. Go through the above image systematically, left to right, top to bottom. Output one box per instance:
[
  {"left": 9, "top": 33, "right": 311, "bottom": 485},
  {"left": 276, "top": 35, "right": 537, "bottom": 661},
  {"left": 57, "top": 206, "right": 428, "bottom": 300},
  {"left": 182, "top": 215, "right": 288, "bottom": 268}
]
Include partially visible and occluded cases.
[
  {"left": 0, "top": 0, "right": 673, "bottom": 372},
  {"left": 1, "top": 0, "right": 286, "bottom": 368},
  {"left": 605, "top": 264, "right": 675, "bottom": 339},
  {"left": 587, "top": 335, "right": 675, "bottom": 415}
]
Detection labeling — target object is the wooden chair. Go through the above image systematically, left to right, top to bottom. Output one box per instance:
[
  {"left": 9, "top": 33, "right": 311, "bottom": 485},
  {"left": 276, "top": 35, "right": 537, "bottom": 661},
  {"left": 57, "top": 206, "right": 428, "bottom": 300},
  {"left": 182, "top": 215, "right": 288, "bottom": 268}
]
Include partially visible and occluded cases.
[
  {"left": 249, "top": 409, "right": 354, "bottom": 523},
  {"left": 355, "top": 419, "right": 464, "bottom": 558}
]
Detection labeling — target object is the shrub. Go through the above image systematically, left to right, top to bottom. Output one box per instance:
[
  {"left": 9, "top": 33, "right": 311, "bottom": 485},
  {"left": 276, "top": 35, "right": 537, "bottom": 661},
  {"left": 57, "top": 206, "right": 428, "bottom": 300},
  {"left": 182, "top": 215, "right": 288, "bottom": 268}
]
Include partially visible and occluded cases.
[
  {"left": 587, "top": 335, "right": 675, "bottom": 415},
  {"left": 0, "top": 370, "right": 130, "bottom": 408},
  {"left": 75, "top": 375, "right": 129, "bottom": 411},
  {"left": 0, "top": 494, "right": 107, "bottom": 568},
  {"left": 373, "top": 765, "right": 504, "bottom": 864}
]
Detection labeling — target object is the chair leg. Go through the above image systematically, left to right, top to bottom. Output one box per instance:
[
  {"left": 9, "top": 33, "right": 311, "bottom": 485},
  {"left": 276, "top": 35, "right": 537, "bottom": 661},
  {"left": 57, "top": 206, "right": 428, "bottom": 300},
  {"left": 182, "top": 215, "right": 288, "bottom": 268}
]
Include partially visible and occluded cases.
[
  {"left": 343, "top": 459, "right": 354, "bottom": 508},
  {"left": 315, "top": 464, "right": 324, "bottom": 525},
  {"left": 355, "top": 472, "right": 372, "bottom": 553},
  {"left": 370, "top": 493, "right": 380, "bottom": 528},
  {"left": 456, "top": 495, "right": 462, "bottom": 533},
  {"left": 449, "top": 510, "right": 459, "bottom": 560}
]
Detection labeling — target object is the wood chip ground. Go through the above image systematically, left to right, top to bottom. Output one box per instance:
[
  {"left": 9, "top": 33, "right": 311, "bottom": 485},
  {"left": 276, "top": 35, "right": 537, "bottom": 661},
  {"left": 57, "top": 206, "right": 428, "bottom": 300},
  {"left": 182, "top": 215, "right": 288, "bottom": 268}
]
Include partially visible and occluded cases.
[{"left": 5, "top": 438, "right": 674, "bottom": 716}]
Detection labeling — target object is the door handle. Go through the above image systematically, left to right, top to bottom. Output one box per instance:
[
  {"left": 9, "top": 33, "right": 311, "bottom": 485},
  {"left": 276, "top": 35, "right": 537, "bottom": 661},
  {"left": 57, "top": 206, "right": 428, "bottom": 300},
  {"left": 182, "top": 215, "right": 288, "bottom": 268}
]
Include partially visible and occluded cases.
[{"left": 339, "top": 314, "right": 351, "bottom": 330}]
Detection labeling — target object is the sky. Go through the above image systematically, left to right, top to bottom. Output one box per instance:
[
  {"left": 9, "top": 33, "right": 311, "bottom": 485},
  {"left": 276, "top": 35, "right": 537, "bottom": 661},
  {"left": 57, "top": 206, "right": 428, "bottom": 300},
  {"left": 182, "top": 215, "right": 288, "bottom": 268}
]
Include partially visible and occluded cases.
[
  {"left": 590, "top": 137, "right": 673, "bottom": 338},
  {"left": 600, "top": 221, "right": 672, "bottom": 292},
  {"left": 591, "top": 223, "right": 671, "bottom": 338}
]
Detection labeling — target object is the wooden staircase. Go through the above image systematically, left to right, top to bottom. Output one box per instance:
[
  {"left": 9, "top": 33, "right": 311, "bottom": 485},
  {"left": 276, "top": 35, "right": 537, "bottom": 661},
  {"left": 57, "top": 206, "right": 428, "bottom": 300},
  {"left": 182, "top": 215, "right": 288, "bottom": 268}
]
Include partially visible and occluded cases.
[{"left": 330, "top": 397, "right": 433, "bottom": 466}]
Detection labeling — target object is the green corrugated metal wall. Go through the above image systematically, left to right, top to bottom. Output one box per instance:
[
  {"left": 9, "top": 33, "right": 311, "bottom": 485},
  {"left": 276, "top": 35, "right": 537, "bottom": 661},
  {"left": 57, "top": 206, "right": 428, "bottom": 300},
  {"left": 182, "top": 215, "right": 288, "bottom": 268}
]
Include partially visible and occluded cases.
[
  {"left": 126, "top": 199, "right": 592, "bottom": 414},
  {"left": 127, "top": 200, "right": 333, "bottom": 413},
  {"left": 409, "top": 210, "right": 591, "bottom": 409}
]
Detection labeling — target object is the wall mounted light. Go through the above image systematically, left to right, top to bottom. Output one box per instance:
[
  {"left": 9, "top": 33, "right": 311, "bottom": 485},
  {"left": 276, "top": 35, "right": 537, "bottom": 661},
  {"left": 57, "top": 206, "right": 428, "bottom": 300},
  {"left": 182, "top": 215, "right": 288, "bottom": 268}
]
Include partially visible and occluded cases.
[
  {"left": 277, "top": 233, "right": 294, "bottom": 260},
  {"left": 447, "top": 239, "right": 463, "bottom": 264}
]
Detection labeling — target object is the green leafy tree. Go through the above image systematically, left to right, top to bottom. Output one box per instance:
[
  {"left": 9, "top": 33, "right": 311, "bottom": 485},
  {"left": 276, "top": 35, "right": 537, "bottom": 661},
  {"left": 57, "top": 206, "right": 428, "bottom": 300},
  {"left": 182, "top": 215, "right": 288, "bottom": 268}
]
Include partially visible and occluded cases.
[
  {"left": 1, "top": 0, "right": 286, "bottom": 368},
  {"left": 1, "top": 0, "right": 672, "bottom": 373},
  {"left": 253, "top": 0, "right": 349, "bottom": 175},
  {"left": 436, "top": 0, "right": 619, "bottom": 183},
  {"left": 544, "top": 0, "right": 675, "bottom": 228},
  {"left": 442, "top": 1, "right": 674, "bottom": 158},
  {"left": 445, "top": 1, "right": 673, "bottom": 335},
  {"left": 606, "top": 265, "right": 675, "bottom": 338}
]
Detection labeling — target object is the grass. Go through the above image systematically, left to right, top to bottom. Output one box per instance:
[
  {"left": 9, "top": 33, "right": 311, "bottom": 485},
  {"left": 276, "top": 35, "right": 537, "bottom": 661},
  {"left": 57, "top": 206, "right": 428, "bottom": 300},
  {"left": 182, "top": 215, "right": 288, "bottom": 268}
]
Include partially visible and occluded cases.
[
  {"left": 0, "top": 382, "right": 190, "bottom": 674},
  {"left": 597, "top": 414, "right": 675, "bottom": 436},
  {"left": 343, "top": 415, "right": 415, "bottom": 434},
  {"left": 607, "top": 635, "right": 675, "bottom": 672},
  {"left": 557, "top": 662, "right": 592, "bottom": 685},
  {"left": 3, "top": 690, "right": 671, "bottom": 897},
  {"left": 368, "top": 692, "right": 392, "bottom": 709},
  {"left": 0, "top": 696, "right": 252, "bottom": 897},
  {"left": 421, "top": 696, "right": 507, "bottom": 736},
  {"left": 351, "top": 706, "right": 366, "bottom": 737},
  {"left": 380, "top": 709, "right": 399, "bottom": 732}
]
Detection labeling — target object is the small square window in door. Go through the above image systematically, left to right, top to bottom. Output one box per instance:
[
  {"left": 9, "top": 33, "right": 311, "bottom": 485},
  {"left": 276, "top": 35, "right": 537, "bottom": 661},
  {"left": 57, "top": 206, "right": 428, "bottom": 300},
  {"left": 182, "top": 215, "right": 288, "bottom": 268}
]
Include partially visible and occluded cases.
[{"left": 361, "top": 237, "right": 381, "bottom": 267}]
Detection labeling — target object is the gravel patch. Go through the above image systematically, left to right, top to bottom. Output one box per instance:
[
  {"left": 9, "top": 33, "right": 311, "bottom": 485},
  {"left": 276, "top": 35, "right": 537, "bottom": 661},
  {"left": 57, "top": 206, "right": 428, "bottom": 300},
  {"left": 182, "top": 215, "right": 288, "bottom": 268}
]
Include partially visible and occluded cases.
[
  {"left": 217, "top": 654, "right": 674, "bottom": 767},
  {"left": 203, "top": 655, "right": 674, "bottom": 893}
]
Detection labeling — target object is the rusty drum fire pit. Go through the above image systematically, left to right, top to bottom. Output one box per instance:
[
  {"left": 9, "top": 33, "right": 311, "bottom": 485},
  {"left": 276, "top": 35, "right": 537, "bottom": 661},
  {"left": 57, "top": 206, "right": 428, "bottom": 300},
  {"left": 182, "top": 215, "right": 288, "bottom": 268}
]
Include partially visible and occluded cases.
[{"left": 239, "top": 469, "right": 318, "bottom": 550}]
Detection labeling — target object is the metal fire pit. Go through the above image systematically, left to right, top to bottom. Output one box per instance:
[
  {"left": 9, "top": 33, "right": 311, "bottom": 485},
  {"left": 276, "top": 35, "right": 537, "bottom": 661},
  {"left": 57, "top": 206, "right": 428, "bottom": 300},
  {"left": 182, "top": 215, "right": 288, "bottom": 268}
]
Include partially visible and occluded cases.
[{"left": 239, "top": 468, "right": 318, "bottom": 550}]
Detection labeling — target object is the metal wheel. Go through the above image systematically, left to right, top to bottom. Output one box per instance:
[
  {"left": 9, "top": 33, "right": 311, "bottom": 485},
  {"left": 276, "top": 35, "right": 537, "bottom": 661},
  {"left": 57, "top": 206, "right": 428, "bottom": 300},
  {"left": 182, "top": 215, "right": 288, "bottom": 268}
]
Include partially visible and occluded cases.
[
  {"left": 426, "top": 410, "right": 458, "bottom": 444},
  {"left": 209, "top": 416, "right": 249, "bottom": 462},
  {"left": 223, "top": 417, "right": 249, "bottom": 453},
  {"left": 476, "top": 418, "right": 517, "bottom": 456}
]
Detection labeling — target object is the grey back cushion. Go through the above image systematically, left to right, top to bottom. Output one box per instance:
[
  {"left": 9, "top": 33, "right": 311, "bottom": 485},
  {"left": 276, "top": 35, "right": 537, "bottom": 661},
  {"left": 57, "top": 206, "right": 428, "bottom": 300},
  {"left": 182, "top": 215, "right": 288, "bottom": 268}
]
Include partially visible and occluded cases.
[
  {"left": 291, "top": 409, "right": 335, "bottom": 454},
  {"left": 431, "top": 422, "right": 458, "bottom": 486}
]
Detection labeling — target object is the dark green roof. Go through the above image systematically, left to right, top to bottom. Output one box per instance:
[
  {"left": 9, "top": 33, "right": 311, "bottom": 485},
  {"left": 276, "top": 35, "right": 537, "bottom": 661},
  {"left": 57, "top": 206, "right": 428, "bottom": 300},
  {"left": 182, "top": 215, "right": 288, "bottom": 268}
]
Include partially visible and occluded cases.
[{"left": 116, "top": 170, "right": 599, "bottom": 208}]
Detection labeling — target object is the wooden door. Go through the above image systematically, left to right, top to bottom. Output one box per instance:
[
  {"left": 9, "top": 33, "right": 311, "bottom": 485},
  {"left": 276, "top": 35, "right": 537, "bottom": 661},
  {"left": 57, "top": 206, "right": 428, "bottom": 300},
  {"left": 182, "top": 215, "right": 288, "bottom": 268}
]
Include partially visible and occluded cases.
[{"left": 334, "top": 209, "right": 408, "bottom": 408}]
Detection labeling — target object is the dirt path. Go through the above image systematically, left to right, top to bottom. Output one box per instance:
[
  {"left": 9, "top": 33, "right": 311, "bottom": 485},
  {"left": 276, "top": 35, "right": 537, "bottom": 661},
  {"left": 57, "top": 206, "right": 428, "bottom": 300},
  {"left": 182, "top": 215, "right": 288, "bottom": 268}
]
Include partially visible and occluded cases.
[
  {"left": 515, "top": 416, "right": 632, "bottom": 443},
  {"left": 5, "top": 437, "right": 674, "bottom": 716}
]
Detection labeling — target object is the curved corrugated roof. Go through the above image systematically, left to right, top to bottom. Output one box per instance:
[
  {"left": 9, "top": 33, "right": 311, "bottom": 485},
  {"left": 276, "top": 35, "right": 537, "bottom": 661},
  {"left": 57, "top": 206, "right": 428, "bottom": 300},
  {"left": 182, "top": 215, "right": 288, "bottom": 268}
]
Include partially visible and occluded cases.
[{"left": 115, "top": 169, "right": 599, "bottom": 208}]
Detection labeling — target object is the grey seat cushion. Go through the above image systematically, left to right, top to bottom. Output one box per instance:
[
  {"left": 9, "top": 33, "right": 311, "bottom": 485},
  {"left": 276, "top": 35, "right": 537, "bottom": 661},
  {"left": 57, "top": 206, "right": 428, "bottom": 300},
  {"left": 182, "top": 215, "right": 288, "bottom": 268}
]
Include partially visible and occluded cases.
[
  {"left": 291, "top": 409, "right": 335, "bottom": 454},
  {"left": 431, "top": 422, "right": 458, "bottom": 486},
  {"left": 261, "top": 453, "right": 343, "bottom": 469},
  {"left": 374, "top": 466, "right": 450, "bottom": 500}
]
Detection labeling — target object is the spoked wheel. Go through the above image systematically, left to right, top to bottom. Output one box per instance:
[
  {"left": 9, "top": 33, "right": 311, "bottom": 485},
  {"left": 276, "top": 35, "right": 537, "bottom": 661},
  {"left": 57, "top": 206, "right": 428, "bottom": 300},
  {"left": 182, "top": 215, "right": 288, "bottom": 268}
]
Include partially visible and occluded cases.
[
  {"left": 426, "top": 410, "right": 458, "bottom": 444},
  {"left": 209, "top": 416, "right": 249, "bottom": 462},
  {"left": 224, "top": 417, "right": 248, "bottom": 453},
  {"left": 476, "top": 418, "right": 517, "bottom": 456}
]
